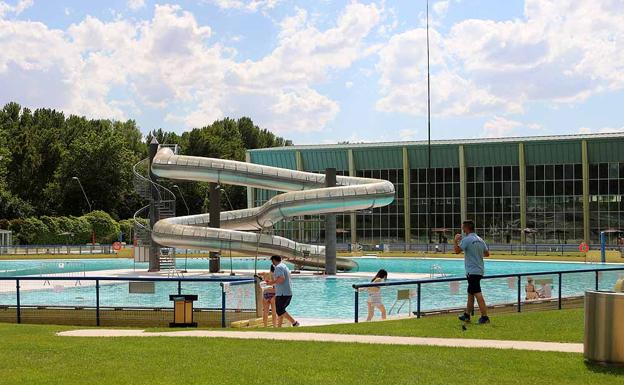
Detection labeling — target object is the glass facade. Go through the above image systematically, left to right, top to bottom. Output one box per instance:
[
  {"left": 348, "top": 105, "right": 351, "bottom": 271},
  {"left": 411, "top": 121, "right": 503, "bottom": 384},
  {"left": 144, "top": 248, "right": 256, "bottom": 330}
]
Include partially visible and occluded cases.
[
  {"left": 249, "top": 136, "right": 624, "bottom": 246},
  {"left": 589, "top": 162, "right": 624, "bottom": 241},
  {"left": 526, "top": 164, "right": 583, "bottom": 243},
  {"left": 467, "top": 166, "right": 521, "bottom": 243},
  {"left": 410, "top": 168, "right": 460, "bottom": 243},
  {"left": 355, "top": 169, "right": 403, "bottom": 244}
]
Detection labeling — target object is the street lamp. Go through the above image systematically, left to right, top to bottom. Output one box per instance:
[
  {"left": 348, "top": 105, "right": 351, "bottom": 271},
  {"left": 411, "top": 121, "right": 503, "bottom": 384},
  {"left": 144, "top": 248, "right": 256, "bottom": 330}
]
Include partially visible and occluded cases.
[
  {"left": 72, "top": 176, "right": 92, "bottom": 212},
  {"left": 215, "top": 184, "right": 235, "bottom": 211},
  {"left": 172, "top": 185, "right": 190, "bottom": 215}
]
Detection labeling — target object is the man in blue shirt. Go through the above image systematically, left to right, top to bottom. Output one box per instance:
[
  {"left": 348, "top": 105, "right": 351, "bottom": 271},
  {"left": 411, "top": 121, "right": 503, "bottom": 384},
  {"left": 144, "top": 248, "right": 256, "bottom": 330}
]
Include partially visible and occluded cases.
[
  {"left": 454, "top": 220, "right": 490, "bottom": 324},
  {"left": 265, "top": 255, "right": 299, "bottom": 327}
]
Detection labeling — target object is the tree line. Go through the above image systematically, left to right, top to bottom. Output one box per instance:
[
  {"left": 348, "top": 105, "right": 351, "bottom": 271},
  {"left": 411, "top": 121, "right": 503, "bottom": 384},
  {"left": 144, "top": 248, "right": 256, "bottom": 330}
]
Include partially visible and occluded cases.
[{"left": 0, "top": 102, "right": 291, "bottom": 244}]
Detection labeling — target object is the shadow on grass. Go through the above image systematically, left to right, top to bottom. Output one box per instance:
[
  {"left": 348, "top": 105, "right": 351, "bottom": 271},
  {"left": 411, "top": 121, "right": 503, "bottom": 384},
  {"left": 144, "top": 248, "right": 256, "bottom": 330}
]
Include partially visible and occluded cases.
[{"left": 585, "top": 361, "right": 624, "bottom": 376}]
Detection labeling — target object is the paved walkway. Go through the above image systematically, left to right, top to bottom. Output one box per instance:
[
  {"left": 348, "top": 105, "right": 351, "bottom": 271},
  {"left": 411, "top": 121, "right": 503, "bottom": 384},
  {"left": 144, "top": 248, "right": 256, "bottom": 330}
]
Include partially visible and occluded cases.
[{"left": 57, "top": 329, "right": 583, "bottom": 353}]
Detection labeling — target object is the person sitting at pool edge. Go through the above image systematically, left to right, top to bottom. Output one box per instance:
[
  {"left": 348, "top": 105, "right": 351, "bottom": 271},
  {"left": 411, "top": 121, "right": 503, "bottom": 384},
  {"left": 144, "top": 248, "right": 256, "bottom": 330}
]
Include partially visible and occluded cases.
[
  {"left": 454, "top": 220, "right": 490, "bottom": 324},
  {"left": 264, "top": 255, "right": 299, "bottom": 327},
  {"left": 526, "top": 277, "right": 539, "bottom": 300}
]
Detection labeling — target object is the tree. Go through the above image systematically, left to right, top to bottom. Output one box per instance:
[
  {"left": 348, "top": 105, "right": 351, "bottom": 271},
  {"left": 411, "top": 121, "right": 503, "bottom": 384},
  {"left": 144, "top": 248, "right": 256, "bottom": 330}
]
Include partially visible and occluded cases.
[{"left": 82, "top": 211, "right": 120, "bottom": 243}]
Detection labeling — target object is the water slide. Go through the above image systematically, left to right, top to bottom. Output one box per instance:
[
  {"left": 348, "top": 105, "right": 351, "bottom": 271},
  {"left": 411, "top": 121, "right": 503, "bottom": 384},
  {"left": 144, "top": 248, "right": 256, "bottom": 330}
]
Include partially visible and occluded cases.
[{"left": 149, "top": 147, "right": 395, "bottom": 271}]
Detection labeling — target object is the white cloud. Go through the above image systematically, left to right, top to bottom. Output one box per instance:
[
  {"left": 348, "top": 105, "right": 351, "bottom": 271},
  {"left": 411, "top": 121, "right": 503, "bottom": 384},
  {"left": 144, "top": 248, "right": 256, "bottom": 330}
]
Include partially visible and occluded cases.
[
  {"left": 0, "top": 0, "right": 33, "bottom": 18},
  {"left": 127, "top": 0, "right": 146, "bottom": 11},
  {"left": 208, "top": 0, "right": 280, "bottom": 12},
  {"left": 377, "top": 0, "right": 624, "bottom": 120},
  {"left": 433, "top": 1, "right": 449, "bottom": 17},
  {"left": 0, "top": 2, "right": 380, "bottom": 134},
  {"left": 345, "top": 81, "right": 354, "bottom": 89},
  {"left": 482, "top": 116, "right": 522, "bottom": 138},
  {"left": 579, "top": 126, "right": 624, "bottom": 134},
  {"left": 399, "top": 129, "right": 417, "bottom": 141}
]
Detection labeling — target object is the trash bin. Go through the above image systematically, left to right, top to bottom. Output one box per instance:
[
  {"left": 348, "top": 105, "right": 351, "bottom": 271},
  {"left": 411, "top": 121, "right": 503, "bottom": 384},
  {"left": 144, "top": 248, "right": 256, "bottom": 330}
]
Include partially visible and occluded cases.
[
  {"left": 584, "top": 290, "right": 624, "bottom": 365},
  {"left": 169, "top": 294, "right": 198, "bottom": 327}
]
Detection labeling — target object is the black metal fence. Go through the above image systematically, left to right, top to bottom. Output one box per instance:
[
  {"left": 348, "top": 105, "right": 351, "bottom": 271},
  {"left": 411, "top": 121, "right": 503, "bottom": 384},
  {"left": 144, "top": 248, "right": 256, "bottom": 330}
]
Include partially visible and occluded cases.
[
  {"left": 339, "top": 242, "right": 623, "bottom": 256},
  {"left": 0, "top": 244, "right": 114, "bottom": 255},
  {"left": 352, "top": 266, "right": 624, "bottom": 323},
  {"left": 0, "top": 276, "right": 257, "bottom": 328}
]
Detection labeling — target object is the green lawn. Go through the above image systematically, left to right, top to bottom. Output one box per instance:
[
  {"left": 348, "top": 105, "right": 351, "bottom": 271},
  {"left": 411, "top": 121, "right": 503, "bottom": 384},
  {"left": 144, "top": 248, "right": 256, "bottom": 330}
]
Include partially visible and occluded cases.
[
  {"left": 284, "top": 308, "right": 585, "bottom": 343},
  {"left": 1, "top": 322, "right": 623, "bottom": 385}
]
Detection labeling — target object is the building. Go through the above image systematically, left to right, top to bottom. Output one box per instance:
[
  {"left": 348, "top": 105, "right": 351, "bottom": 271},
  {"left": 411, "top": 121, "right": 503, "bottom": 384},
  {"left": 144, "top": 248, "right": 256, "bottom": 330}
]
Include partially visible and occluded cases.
[{"left": 246, "top": 133, "right": 624, "bottom": 246}]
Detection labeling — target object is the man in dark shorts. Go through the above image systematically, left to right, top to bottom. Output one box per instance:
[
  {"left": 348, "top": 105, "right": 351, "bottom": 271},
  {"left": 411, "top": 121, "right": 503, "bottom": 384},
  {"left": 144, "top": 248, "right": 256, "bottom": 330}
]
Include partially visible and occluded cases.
[
  {"left": 454, "top": 220, "right": 490, "bottom": 324},
  {"left": 265, "top": 255, "right": 299, "bottom": 327}
]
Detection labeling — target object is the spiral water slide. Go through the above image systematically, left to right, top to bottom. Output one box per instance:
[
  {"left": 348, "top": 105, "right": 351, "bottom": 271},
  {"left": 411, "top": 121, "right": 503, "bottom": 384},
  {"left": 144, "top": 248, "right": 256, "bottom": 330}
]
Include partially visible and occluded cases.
[{"left": 149, "top": 147, "right": 395, "bottom": 272}]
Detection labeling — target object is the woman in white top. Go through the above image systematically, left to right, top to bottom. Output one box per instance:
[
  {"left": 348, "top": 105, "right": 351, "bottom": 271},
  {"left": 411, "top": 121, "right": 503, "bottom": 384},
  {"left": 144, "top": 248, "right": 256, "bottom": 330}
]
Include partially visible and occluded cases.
[{"left": 366, "top": 269, "right": 388, "bottom": 321}]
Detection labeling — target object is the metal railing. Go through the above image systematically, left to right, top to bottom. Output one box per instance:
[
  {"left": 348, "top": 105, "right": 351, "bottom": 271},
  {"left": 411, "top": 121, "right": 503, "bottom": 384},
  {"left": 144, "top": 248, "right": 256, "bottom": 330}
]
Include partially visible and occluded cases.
[
  {"left": 339, "top": 242, "right": 623, "bottom": 256},
  {"left": 0, "top": 244, "right": 114, "bottom": 255},
  {"left": 351, "top": 266, "right": 624, "bottom": 323},
  {"left": 0, "top": 275, "right": 256, "bottom": 328}
]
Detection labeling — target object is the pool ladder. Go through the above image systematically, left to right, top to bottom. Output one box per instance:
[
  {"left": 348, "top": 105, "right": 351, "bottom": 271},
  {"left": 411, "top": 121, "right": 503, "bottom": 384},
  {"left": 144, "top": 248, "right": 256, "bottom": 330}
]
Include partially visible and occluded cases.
[
  {"left": 159, "top": 249, "right": 183, "bottom": 278},
  {"left": 429, "top": 264, "right": 447, "bottom": 278}
]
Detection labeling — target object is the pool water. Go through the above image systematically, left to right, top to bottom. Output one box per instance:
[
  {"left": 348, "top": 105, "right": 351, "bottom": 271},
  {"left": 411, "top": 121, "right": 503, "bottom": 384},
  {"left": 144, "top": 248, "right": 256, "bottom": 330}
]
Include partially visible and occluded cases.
[{"left": 1, "top": 258, "right": 622, "bottom": 320}]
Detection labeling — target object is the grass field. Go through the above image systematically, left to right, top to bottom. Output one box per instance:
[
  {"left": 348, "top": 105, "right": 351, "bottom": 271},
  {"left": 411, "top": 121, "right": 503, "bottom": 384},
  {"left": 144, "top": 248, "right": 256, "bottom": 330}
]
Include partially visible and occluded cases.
[
  {"left": 280, "top": 308, "right": 585, "bottom": 343},
  {"left": 2, "top": 321, "right": 624, "bottom": 385}
]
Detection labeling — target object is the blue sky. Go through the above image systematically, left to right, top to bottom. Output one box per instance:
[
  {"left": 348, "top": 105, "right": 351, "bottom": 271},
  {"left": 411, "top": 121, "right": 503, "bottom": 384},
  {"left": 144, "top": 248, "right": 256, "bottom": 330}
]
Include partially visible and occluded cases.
[{"left": 0, "top": 0, "right": 622, "bottom": 144}]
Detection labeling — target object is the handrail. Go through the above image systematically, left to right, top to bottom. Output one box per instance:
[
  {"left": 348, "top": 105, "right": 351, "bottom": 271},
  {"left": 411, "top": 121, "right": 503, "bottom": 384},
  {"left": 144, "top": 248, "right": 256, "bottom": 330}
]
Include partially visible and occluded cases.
[
  {"left": 351, "top": 265, "right": 624, "bottom": 323},
  {"left": 352, "top": 266, "right": 624, "bottom": 289},
  {"left": 0, "top": 275, "right": 256, "bottom": 283}
]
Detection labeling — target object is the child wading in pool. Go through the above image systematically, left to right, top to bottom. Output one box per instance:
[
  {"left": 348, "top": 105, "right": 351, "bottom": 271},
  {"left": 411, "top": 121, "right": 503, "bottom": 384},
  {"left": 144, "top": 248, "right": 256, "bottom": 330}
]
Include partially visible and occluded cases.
[
  {"left": 258, "top": 265, "right": 277, "bottom": 327},
  {"left": 366, "top": 269, "right": 388, "bottom": 321}
]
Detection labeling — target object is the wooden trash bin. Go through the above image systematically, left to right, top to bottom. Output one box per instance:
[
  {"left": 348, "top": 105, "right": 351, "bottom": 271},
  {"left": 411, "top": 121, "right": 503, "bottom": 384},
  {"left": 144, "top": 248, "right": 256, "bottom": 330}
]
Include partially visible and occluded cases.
[{"left": 169, "top": 294, "right": 198, "bottom": 327}]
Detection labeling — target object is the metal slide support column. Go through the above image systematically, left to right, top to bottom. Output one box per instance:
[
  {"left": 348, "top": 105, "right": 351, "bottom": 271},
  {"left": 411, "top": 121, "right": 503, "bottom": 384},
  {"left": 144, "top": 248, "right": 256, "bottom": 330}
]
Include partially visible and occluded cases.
[
  {"left": 148, "top": 138, "right": 161, "bottom": 272},
  {"left": 582, "top": 140, "right": 590, "bottom": 244},
  {"left": 519, "top": 143, "right": 527, "bottom": 245},
  {"left": 459, "top": 145, "right": 467, "bottom": 222},
  {"left": 402, "top": 147, "right": 411, "bottom": 244},
  {"left": 348, "top": 149, "right": 357, "bottom": 246},
  {"left": 296, "top": 150, "right": 305, "bottom": 242},
  {"left": 245, "top": 152, "right": 254, "bottom": 209},
  {"left": 325, "top": 168, "right": 337, "bottom": 275},
  {"left": 209, "top": 183, "right": 221, "bottom": 273}
]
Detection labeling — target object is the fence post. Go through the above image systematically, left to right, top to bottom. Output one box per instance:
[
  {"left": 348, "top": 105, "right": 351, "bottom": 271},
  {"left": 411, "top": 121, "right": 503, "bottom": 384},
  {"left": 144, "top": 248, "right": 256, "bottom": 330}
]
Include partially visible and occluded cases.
[
  {"left": 595, "top": 270, "right": 599, "bottom": 291},
  {"left": 558, "top": 272, "right": 562, "bottom": 310},
  {"left": 517, "top": 275, "right": 522, "bottom": 312},
  {"left": 16, "top": 279, "right": 20, "bottom": 324},
  {"left": 95, "top": 279, "right": 100, "bottom": 326},
  {"left": 177, "top": 280, "right": 182, "bottom": 295},
  {"left": 220, "top": 283, "right": 226, "bottom": 328},
  {"left": 416, "top": 283, "right": 421, "bottom": 319},
  {"left": 354, "top": 287, "right": 359, "bottom": 323}
]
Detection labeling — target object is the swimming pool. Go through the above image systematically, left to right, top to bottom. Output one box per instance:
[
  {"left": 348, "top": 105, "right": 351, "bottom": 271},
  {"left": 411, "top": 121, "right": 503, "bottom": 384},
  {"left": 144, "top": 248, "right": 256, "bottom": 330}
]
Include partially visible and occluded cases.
[{"left": 1, "top": 258, "right": 623, "bottom": 320}]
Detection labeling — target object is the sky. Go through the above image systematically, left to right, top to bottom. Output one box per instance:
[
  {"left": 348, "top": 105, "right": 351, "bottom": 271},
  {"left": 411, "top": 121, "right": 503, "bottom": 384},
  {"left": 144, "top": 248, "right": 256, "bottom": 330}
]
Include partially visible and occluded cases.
[{"left": 0, "top": 0, "right": 623, "bottom": 144}]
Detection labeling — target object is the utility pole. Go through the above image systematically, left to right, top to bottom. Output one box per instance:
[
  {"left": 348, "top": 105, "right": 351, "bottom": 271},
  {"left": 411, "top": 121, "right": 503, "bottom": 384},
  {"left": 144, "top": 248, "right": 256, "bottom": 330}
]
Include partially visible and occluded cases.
[
  {"left": 425, "top": 0, "right": 433, "bottom": 245},
  {"left": 148, "top": 137, "right": 161, "bottom": 272},
  {"left": 208, "top": 183, "right": 221, "bottom": 273}
]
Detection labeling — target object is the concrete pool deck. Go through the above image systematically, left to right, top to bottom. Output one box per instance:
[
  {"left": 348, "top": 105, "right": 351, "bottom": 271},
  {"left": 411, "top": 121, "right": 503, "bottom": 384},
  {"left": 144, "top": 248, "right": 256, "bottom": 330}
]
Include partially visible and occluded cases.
[{"left": 56, "top": 329, "right": 584, "bottom": 353}]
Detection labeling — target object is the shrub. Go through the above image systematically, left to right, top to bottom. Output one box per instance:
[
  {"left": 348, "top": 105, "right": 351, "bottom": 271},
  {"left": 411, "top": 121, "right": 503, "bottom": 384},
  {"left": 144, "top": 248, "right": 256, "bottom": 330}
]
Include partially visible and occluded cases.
[{"left": 82, "top": 210, "right": 120, "bottom": 243}]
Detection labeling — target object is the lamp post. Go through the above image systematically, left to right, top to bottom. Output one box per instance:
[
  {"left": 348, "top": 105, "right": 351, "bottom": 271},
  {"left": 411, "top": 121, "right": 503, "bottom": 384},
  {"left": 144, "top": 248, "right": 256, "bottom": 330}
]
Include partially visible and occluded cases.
[
  {"left": 425, "top": 0, "right": 432, "bottom": 246},
  {"left": 72, "top": 176, "right": 92, "bottom": 212},
  {"left": 72, "top": 176, "right": 95, "bottom": 244},
  {"left": 216, "top": 184, "right": 235, "bottom": 211},
  {"left": 172, "top": 185, "right": 190, "bottom": 215}
]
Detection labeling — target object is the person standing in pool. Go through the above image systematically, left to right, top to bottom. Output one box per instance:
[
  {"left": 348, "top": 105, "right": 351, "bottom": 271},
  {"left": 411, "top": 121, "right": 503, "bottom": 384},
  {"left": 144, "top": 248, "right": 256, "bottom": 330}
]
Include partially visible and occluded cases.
[
  {"left": 454, "top": 220, "right": 490, "bottom": 324},
  {"left": 264, "top": 255, "right": 299, "bottom": 327},
  {"left": 366, "top": 269, "right": 388, "bottom": 321}
]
